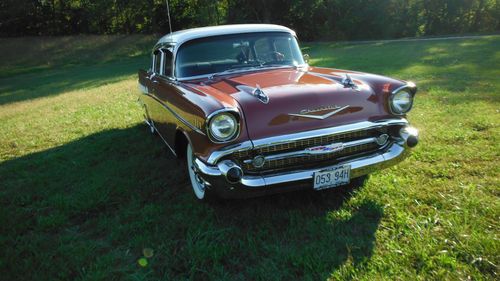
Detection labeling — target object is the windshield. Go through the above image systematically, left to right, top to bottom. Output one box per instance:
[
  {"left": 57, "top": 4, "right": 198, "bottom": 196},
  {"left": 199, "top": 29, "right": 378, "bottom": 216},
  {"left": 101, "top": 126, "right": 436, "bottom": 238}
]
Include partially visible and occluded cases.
[{"left": 175, "top": 32, "right": 305, "bottom": 78}]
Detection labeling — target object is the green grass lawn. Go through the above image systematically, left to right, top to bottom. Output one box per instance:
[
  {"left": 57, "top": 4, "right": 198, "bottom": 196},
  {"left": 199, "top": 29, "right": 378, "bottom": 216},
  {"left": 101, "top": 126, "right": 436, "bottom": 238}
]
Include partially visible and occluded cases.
[{"left": 0, "top": 35, "right": 499, "bottom": 280}]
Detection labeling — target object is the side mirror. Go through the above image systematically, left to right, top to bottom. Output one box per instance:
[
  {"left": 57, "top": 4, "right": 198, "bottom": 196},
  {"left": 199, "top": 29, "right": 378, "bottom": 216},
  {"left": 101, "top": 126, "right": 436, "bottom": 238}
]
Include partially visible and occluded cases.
[{"left": 303, "top": 54, "right": 310, "bottom": 63}]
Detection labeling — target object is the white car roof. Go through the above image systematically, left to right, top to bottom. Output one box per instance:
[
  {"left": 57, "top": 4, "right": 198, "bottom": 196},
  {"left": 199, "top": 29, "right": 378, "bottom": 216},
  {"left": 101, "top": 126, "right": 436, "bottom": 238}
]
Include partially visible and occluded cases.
[{"left": 156, "top": 24, "right": 296, "bottom": 47}]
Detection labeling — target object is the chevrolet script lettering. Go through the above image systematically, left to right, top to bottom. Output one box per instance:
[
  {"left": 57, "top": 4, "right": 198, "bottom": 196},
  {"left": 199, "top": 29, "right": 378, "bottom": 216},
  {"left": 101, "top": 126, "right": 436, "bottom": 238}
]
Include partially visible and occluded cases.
[{"left": 289, "top": 105, "right": 350, "bottom": 120}]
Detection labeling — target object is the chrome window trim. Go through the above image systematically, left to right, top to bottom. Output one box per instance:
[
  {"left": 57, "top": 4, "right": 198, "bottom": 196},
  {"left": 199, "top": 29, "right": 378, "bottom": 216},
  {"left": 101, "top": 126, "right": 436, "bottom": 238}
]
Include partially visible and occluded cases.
[
  {"left": 158, "top": 27, "right": 304, "bottom": 81},
  {"left": 159, "top": 47, "right": 174, "bottom": 78},
  {"left": 159, "top": 48, "right": 165, "bottom": 75},
  {"left": 152, "top": 50, "right": 162, "bottom": 74},
  {"left": 389, "top": 82, "right": 417, "bottom": 115},
  {"left": 206, "top": 108, "right": 241, "bottom": 144},
  {"left": 205, "top": 119, "right": 409, "bottom": 165}
]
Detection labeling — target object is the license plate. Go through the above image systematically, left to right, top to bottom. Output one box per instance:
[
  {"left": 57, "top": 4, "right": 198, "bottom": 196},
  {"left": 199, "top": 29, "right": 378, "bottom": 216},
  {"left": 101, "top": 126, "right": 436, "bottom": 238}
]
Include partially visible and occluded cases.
[{"left": 313, "top": 165, "right": 351, "bottom": 190}]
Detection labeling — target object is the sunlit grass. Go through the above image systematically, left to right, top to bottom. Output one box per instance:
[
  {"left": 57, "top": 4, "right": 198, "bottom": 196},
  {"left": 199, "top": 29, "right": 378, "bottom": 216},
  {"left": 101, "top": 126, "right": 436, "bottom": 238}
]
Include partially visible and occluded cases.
[{"left": 0, "top": 35, "right": 499, "bottom": 280}]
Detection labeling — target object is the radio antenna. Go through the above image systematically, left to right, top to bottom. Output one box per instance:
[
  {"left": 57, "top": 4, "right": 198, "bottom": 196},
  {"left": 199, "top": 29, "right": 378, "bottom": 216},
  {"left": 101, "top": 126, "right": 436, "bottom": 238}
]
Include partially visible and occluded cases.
[{"left": 165, "top": 0, "right": 172, "bottom": 34}]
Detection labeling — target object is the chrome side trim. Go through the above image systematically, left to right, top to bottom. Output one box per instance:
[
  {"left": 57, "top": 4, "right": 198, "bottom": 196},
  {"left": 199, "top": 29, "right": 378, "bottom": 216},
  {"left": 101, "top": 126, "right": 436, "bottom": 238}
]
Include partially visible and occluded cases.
[
  {"left": 146, "top": 93, "right": 205, "bottom": 135},
  {"left": 146, "top": 117, "right": 177, "bottom": 156},
  {"left": 252, "top": 119, "right": 408, "bottom": 148},
  {"left": 244, "top": 136, "right": 382, "bottom": 163}
]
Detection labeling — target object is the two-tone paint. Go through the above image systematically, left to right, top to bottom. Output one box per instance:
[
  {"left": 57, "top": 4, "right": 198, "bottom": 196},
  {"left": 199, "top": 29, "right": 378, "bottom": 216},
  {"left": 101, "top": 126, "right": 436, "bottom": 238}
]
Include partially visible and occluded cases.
[{"left": 137, "top": 24, "right": 419, "bottom": 199}]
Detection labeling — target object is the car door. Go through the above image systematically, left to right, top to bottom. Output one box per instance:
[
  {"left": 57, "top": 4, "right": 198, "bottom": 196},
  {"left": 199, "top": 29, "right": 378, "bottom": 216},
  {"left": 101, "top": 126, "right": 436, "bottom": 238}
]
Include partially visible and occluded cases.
[{"left": 149, "top": 47, "right": 180, "bottom": 149}]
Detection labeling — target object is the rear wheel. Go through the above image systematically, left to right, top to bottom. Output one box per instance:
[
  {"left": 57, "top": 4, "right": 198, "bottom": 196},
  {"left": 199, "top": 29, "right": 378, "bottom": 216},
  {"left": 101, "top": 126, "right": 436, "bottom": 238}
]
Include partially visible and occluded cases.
[{"left": 186, "top": 144, "right": 218, "bottom": 202}]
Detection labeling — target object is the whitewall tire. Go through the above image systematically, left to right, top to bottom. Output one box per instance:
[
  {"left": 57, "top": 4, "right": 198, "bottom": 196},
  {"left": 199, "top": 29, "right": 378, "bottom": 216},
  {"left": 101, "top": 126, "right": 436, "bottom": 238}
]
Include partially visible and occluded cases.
[{"left": 186, "top": 144, "right": 216, "bottom": 201}]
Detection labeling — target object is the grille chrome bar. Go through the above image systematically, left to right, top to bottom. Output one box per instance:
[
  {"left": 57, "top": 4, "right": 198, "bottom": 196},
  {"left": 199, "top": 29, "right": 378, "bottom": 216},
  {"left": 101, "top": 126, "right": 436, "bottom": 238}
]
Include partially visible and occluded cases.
[
  {"left": 251, "top": 119, "right": 408, "bottom": 149},
  {"left": 244, "top": 136, "right": 381, "bottom": 164}
]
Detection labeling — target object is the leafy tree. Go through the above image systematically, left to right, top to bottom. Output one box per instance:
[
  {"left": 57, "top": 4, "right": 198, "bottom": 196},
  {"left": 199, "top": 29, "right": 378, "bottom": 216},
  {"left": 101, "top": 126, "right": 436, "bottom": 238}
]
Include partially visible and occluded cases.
[{"left": 0, "top": 0, "right": 498, "bottom": 39}]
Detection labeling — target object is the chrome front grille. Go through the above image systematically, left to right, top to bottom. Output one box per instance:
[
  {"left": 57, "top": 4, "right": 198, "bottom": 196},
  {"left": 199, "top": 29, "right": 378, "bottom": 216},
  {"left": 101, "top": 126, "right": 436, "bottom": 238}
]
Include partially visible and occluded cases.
[
  {"left": 231, "top": 128, "right": 389, "bottom": 173},
  {"left": 257, "top": 129, "right": 371, "bottom": 154},
  {"left": 254, "top": 142, "right": 379, "bottom": 171}
]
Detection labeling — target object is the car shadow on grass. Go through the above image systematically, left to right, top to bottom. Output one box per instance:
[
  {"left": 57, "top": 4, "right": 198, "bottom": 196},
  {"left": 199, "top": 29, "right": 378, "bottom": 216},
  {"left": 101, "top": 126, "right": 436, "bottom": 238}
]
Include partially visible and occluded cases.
[
  {"left": 0, "top": 125, "right": 382, "bottom": 280},
  {"left": 209, "top": 188, "right": 383, "bottom": 279}
]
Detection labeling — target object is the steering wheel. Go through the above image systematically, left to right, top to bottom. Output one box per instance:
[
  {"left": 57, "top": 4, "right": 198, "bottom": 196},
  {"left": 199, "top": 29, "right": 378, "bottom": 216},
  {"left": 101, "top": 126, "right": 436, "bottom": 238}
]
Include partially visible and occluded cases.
[{"left": 260, "top": 51, "right": 285, "bottom": 64}]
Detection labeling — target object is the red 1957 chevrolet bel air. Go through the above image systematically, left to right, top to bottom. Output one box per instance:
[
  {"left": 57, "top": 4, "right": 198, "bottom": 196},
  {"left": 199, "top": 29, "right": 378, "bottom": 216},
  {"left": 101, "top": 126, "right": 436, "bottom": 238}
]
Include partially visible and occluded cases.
[{"left": 137, "top": 24, "right": 419, "bottom": 201}]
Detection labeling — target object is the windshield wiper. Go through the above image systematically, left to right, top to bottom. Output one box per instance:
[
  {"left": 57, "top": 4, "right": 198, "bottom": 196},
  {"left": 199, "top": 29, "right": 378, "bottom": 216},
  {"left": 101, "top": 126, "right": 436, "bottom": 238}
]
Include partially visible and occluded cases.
[
  {"left": 208, "top": 63, "right": 296, "bottom": 80},
  {"left": 208, "top": 64, "right": 264, "bottom": 80}
]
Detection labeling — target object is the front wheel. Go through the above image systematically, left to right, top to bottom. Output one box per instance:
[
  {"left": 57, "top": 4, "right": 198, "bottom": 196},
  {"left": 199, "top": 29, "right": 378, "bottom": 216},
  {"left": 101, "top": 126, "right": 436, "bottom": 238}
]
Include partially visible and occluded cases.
[{"left": 186, "top": 144, "right": 218, "bottom": 202}]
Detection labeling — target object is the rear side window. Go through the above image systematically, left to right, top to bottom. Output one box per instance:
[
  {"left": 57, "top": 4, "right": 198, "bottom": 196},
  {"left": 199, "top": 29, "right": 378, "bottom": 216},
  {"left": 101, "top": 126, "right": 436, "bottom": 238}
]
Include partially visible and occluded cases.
[
  {"left": 162, "top": 49, "right": 173, "bottom": 77},
  {"left": 153, "top": 50, "right": 162, "bottom": 73}
]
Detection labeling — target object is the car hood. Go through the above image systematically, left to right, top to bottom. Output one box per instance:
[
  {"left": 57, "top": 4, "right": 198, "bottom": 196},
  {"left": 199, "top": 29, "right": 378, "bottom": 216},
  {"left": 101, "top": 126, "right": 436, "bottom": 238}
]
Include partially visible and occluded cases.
[{"left": 185, "top": 67, "right": 404, "bottom": 140}]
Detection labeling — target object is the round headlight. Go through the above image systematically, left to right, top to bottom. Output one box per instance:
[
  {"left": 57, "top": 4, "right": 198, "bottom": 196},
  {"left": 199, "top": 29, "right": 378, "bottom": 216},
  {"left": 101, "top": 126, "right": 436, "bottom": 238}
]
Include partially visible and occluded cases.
[
  {"left": 390, "top": 89, "right": 414, "bottom": 114},
  {"left": 208, "top": 113, "right": 238, "bottom": 142}
]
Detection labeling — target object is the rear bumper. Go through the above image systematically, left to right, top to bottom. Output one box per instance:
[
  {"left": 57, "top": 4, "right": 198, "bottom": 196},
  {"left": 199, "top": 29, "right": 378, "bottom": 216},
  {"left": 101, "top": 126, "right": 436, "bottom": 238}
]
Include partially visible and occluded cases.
[{"left": 194, "top": 125, "right": 418, "bottom": 199}]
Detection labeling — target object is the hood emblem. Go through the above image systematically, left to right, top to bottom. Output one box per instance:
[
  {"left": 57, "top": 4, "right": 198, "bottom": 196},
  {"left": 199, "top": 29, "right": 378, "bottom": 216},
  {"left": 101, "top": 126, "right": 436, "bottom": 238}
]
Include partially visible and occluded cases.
[
  {"left": 342, "top": 74, "right": 360, "bottom": 91},
  {"left": 236, "top": 84, "right": 269, "bottom": 104},
  {"left": 252, "top": 84, "right": 269, "bottom": 104},
  {"left": 289, "top": 105, "right": 350, "bottom": 120},
  {"left": 306, "top": 142, "right": 345, "bottom": 154}
]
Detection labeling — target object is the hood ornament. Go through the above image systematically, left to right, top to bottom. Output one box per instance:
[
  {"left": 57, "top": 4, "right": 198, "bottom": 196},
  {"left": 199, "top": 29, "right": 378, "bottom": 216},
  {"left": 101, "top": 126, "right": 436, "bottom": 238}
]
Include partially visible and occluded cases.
[
  {"left": 342, "top": 74, "right": 360, "bottom": 91},
  {"left": 236, "top": 84, "right": 269, "bottom": 104},
  {"left": 252, "top": 84, "right": 269, "bottom": 104},
  {"left": 289, "top": 105, "right": 350, "bottom": 120}
]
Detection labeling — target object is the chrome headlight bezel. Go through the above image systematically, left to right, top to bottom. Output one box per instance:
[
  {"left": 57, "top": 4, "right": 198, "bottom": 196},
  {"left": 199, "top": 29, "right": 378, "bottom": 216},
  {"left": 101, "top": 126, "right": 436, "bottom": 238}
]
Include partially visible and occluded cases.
[
  {"left": 389, "top": 83, "right": 417, "bottom": 115},
  {"left": 206, "top": 109, "right": 240, "bottom": 143}
]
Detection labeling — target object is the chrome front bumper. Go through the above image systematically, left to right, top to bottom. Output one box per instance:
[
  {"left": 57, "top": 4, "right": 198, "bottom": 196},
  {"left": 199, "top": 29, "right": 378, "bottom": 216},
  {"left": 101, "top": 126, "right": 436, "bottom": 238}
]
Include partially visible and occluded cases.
[{"left": 194, "top": 123, "right": 419, "bottom": 198}]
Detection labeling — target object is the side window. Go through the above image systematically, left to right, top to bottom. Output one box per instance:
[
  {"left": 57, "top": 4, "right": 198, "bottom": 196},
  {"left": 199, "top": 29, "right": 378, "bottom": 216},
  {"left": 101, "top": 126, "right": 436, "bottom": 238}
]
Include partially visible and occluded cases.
[
  {"left": 162, "top": 49, "right": 173, "bottom": 77},
  {"left": 153, "top": 50, "right": 162, "bottom": 73}
]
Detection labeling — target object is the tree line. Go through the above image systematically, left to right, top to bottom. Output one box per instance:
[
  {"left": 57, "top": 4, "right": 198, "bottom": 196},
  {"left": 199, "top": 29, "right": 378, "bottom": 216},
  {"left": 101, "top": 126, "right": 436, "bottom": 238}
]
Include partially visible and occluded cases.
[{"left": 1, "top": 0, "right": 499, "bottom": 40}]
